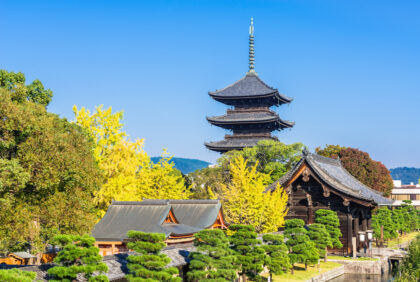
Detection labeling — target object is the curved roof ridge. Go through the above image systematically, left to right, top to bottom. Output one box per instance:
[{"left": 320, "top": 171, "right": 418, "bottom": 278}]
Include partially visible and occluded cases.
[
  {"left": 208, "top": 75, "right": 248, "bottom": 95},
  {"left": 169, "top": 199, "right": 220, "bottom": 205},
  {"left": 112, "top": 200, "right": 170, "bottom": 206}
]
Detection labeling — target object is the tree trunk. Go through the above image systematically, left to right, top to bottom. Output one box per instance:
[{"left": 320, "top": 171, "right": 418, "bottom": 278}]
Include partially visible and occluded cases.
[
  {"left": 324, "top": 247, "right": 328, "bottom": 262},
  {"left": 305, "top": 263, "right": 307, "bottom": 270},
  {"left": 291, "top": 265, "right": 294, "bottom": 275},
  {"left": 242, "top": 273, "right": 247, "bottom": 282}
]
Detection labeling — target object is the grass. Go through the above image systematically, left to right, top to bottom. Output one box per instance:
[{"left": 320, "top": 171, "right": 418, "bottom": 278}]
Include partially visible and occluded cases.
[
  {"left": 386, "top": 231, "right": 420, "bottom": 248},
  {"left": 328, "top": 255, "right": 378, "bottom": 261},
  {"left": 271, "top": 261, "right": 342, "bottom": 282}
]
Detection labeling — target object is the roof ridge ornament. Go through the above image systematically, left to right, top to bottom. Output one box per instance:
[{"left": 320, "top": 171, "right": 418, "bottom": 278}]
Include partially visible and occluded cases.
[{"left": 247, "top": 17, "right": 257, "bottom": 76}]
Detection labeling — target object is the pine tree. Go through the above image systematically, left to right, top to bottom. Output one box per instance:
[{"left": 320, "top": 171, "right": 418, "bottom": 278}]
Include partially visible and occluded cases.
[
  {"left": 372, "top": 208, "right": 397, "bottom": 241},
  {"left": 392, "top": 208, "right": 405, "bottom": 235},
  {"left": 315, "top": 209, "right": 343, "bottom": 249},
  {"left": 284, "top": 219, "right": 319, "bottom": 273},
  {"left": 307, "top": 223, "right": 332, "bottom": 262},
  {"left": 229, "top": 225, "right": 265, "bottom": 281},
  {"left": 187, "top": 229, "right": 237, "bottom": 281},
  {"left": 125, "top": 231, "right": 180, "bottom": 282},
  {"left": 262, "top": 234, "right": 291, "bottom": 280},
  {"left": 47, "top": 235, "right": 108, "bottom": 282},
  {"left": 0, "top": 269, "right": 36, "bottom": 282}
]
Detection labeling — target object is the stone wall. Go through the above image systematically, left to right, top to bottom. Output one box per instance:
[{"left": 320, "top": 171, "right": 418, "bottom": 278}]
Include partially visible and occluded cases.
[
  {"left": 329, "top": 257, "right": 389, "bottom": 275},
  {"left": 305, "top": 265, "right": 344, "bottom": 282}
]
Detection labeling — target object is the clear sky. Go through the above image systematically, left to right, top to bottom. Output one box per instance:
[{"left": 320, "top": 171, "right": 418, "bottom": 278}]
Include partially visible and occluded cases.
[{"left": 1, "top": 0, "right": 419, "bottom": 168}]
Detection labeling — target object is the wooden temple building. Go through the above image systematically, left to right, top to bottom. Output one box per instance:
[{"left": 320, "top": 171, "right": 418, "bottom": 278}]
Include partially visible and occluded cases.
[
  {"left": 205, "top": 19, "right": 294, "bottom": 153},
  {"left": 267, "top": 150, "right": 393, "bottom": 255},
  {"left": 91, "top": 199, "right": 227, "bottom": 256}
]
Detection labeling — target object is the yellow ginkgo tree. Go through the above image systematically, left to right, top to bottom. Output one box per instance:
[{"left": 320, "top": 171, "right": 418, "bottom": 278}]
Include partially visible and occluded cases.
[
  {"left": 73, "top": 105, "right": 190, "bottom": 217},
  {"left": 221, "top": 155, "right": 288, "bottom": 233}
]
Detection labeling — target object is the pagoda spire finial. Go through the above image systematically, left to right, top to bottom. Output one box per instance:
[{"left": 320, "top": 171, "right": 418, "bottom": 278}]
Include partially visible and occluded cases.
[{"left": 247, "top": 17, "right": 257, "bottom": 76}]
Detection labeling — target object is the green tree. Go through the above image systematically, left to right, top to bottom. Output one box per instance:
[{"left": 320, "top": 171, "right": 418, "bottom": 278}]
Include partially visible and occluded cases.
[
  {"left": 0, "top": 69, "right": 53, "bottom": 106},
  {"left": 0, "top": 84, "right": 101, "bottom": 261},
  {"left": 221, "top": 140, "right": 304, "bottom": 183},
  {"left": 316, "top": 145, "right": 393, "bottom": 195},
  {"left": 400, "top": 201, "right": 418, "bottom": 233},
  {"left": 372, "top": 208, "right": 397, "bottom": 241},
  {"left": 392, "top": 208, "right": 405, "bottom": 236},
  {"left": 315, "top": 210, "right": 343, "bottom": 249},
  {"left": 284, "top": 219, "right": 319, "bottom": 273},
  {"left": 307, "top": 223, "right": 332, "bottom": 262},
  {"left": 229, "top": 225, "right": 265, "bottom": 281},
  {"left": 187, "top": 229, "right": 237, "bottom": 281},
  {"left": 125, "top": 231, "right": 180, "bottom": 282},
  {"left": 262, "top": 234, "right": 291, "bottom": 280},
  {"left": 47, "top": 235, "right": 108, "bottom": 282},
  {"left": 394, "top": 235, "right": 420, "bottom": 282},
  {"left": 0, "top": 269, "right": 36, "bottom": 282}
]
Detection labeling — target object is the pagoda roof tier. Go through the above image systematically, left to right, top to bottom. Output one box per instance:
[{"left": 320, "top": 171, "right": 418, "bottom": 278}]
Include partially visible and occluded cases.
[
  {"left": 208, "top": 73, "right": 292, "bottom": 106},
  {"left": 207, "top": 111, "right": 294, "bottom": 129},
  {"left": 207, "top": 112, "right": 295, "bottom": 129},
  {"left": 205, "top": 137, "right": 277, "bottom": 153}
]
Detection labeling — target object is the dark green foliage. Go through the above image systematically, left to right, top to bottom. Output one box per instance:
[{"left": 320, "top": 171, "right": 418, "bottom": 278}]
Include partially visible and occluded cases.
[
  {"left": 0, "top": 69, "right": 53, "bottom": 106},
  {"left": 0, "top": 82, "right": 101, "bottom": 258},
  {"left": 151, "top": 157, "right": 210, "bottom": 174},
  {"left": 390, "top": 167, "right": 420, "bottom": 185},
  {"left": 401, "top": 201, "right": 420, "bottom": 232},
  {"left": 372, "top": 208, "right": 397, "bottom": 240},
  {"left": 392, "top": 208, "right": 405, "bottom": 235},
  {"left": 315, "top": 209, "right": 343, "bottom": 249},
  {"left": 284, "top": 219, "right": 319, "bottom": 268},
  {"left": 307, "top": 223, "right": 332, "bottom": 261},
  {"left": 229, "top": 224, "right": 265, "bottom": 281},
  {"left": 187, "top": 229, "right": 237, "bottom": 281},
  {"left": 125, "top": 231, "right": 180, "bottom": 282},
  {"left": 47, "top": 234, "right": 108, "bottom": 282},
  {"left": 262, "top": 234, "right": 291, "bottom": 277},
  {"left": 394, "top": 235, "right": 420, "bottom": 281},
  {"left": 0, "top": 269, "right": 36, "bottom": 282}
]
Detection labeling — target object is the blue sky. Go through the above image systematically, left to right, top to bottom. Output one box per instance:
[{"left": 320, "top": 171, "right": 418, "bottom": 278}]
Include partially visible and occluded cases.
[{"left": 1, "top": 0, "right": 419, "bottom": 167}]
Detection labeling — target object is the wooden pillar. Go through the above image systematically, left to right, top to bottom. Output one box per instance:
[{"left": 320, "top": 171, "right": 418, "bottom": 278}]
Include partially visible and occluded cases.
[
  {"left": 307, "top": 194, "right": 313, "bottom": 224},
  {"left": 347, "top": 213, "right": 353, "bottom": 256},
  {"left": 353, "top": 217, "right": 359, "bottom": 250},
  {"left": 362, "top": 218, "right": 367, "bottom": 231},
  {"left": 367, "top": 218, "right": 372, "bottom": 229},
  {"left": 112, "top": 243, "right": 116, "bottom": 255}
]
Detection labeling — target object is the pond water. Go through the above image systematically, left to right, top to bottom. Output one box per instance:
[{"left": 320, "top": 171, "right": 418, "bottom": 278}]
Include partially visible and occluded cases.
[{"left": 328, "top": 273, "right": 393, "bottom": 282}]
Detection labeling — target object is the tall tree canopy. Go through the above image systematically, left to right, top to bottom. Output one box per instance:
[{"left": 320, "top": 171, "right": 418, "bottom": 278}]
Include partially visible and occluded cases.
[
  {"left": 0, "top": 70, "right": 53, "bottom": 106},
  {"left": 0, "top": 81, "right": 101, "bottom": 261},
  {"left": 73, "top": 105, "right": 190, "bottom": 216},
  {"left": 221, "top": 140, "right": 304, "bottom": 183},
  {"left": 316, "top": 145, "right": 393, "bottom": 195},
  {"left": 221, "top": 156, "right": 288, "bottom": 233}
]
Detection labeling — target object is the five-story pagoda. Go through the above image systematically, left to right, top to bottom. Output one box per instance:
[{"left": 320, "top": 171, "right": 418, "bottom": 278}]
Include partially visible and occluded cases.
[{"left": 205, "top": 18, "right": 294, "bottom": 153}]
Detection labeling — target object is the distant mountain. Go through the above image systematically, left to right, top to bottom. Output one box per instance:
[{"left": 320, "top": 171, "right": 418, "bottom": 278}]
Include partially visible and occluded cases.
[
  {"left": 151, "top": 157, "right": 211, "bottom": 174},
  {"left": 390, "top": 167, "right": 420, "bottom": 185}
]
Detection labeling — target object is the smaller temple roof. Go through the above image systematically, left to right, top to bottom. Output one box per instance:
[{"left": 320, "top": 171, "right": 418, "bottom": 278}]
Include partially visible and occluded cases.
[
  {"left": 208, "top": 73, "right": 293, "bottom": 104},
  {"left": 207, "top": 111, "right": 294, "bottom": 128},
  {"left": 205, "top": 137, "right": 275, "bottom": 152},
  {"left": 267, "top": 150, "right": 393, "bottom": 206},
  {"left": 92, "top": 199, "right": 223, "bottom": 241}
]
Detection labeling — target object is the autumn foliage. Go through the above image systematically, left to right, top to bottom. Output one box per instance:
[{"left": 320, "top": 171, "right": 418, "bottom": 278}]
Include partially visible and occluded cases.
[{"left": 316, "top": 145, "right": 393, "bottom": 195}]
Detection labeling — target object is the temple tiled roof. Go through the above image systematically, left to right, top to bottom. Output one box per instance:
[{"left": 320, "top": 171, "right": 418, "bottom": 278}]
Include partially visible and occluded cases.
[
  {"left": 209, "top": 73, "right": 292, "bottom": 104},
  {"left": 207, "top": 111, "right": 294, "bottom": 128},
  {"left": 205, "top": 137, "right": 276, "bottom": 152},
  {"left": 267, "top": 151, "right": 393, "bottom": 205},
  {"left": 91, "top": 200, "right": 222, "bottom": 241}
]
